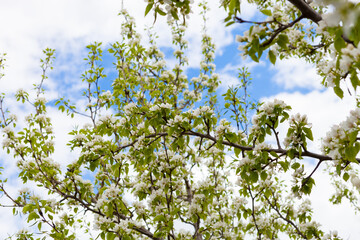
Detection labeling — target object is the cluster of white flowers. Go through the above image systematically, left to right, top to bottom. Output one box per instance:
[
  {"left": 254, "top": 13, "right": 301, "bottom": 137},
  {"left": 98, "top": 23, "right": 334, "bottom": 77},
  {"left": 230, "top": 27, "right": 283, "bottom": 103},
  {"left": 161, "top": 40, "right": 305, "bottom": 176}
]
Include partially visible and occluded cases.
[
  {"left": 146, "top": 0, "right": 195, "bottom": 22},
  {"left": 243, "top": 25, "right": 263, "bottom": 43},
  {"left": 173, "top": 34, "right": 189, "bottom": 47},
  {"left": 129, "top": 37, "right": 140, "bottom": 46},
  {"left": 317, "top": 44, "right": 360, "bottom": 88},
  {"left": 339, "top": 44, "right": 360, "bottom": 72},
  {"left": 148, "top": 45, "right": 165, "bottom": 59},
  {"left": 173, "top": 49, "right": 183, "bottom": 57},
  {"left": 154, "top": 59, "right": 166, "bottom": 69},
  {"left": 162, "top": 70, "right": 175, "bottom": 80},
  {"left": 16, "top": 88, "right": 27, "bottom": 96},
  {"left": 183, "top": 89, "right": 201, "bottom": 100},
  {"left": 100, "top": 90, "right": 112, "bottom": 100},
  {"left": 35, "top": 97, "right": 47, "bottom": 105},
  {"left": 250, "top": 99, "right": 289, "bottom": 136},
  {"left": 259, "top": 99, "right": 288, "bottom": 117},
  {"left": 123, "top": 102, "right": 137, "bottom": 115},
  {"left": 149, "top": 102, "right": 172, "bottom": 112},
  {"left": 192, "top": 105, "right": 213, "bottom": 118},
  {"left": 322, "top": 108, "right": 360, "bottom": 160},
  {"left": 284, "top": 113, "right": 311, "bottom": 148},
  {"left": 9, "top": 114, "right": 17, "bottom": 122},
  {"left": 36, "top": 114, "right": 50, "bottom": 124},
  {"left": 98, "top": 114, "right": 117, "bottom": 126},
  {"left": 168, "top": 115, "right": 189, "bottom": 126},
  {"left": 215, "top": 119, "right": 232, "bottom": 137},
  {"left": 44, "top": 125, "right": 53, "bottom": 133},
  {"left": 2, "top": 126, "right": 13, "bottom": 135},
  {"left": 74, "top": 133, "right": 86, "bottom": 142},
  {"left": 83, "top": 135, "right": 103, "bottom": 149},
  {"left": 2, "top": 137, "right": 12, "bottom": 148},
  {"left": 253, "top": 142, "right": 271, "bottom": 155},
  {"left": 15, "top": 143, "right": 27, "bottom": 153},
  {"left": 238, "top": 156, "right": 251, "bottom": 167},
  {"left": 42, "top": 157, "right": 60, "bottom": 170},
  {"left": 292, "top": 165, "right": 305, "bottom": 181},
  {"left": 350, "top": 174, "right": 360, "bottom": 191},
  {"left": 74, "top": 175, "right": 94, "bottom": 192},
  {"left": 133, "top": 181, "right": 148, "bottom": 197},
  {"left": 148, "top": 188, "right": 165, "bottom": 208},
  {"left": 188, "top": 193, "right": 204, "bottom": 217},
  {"left": 232, "top": 196, "right": 248, "bottom": 211},
  {"left": 296, "top": 198, "right": 312, "bottom": 217},
  {"left": 133, "top": 201, "right": 146, "bottom": 216},
  {"left": 93, "top": 214, "right": 112, "bottom": 231},
  {"left": 113, "top": 219, "right": 131, "bottom": 234},
  {"left": 298, "top": 221, "right": 321, "bottom": 234},
  {"left": 322, "top": 230, "right": 339, "bottom": 240}
]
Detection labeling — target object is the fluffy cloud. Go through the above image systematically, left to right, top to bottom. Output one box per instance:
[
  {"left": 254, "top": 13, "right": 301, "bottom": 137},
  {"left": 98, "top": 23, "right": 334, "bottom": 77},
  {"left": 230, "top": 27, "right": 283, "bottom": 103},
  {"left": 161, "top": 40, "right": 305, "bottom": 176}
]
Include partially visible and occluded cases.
[{"left": 271, "top": 58, "right": 323, "bottom": 90}]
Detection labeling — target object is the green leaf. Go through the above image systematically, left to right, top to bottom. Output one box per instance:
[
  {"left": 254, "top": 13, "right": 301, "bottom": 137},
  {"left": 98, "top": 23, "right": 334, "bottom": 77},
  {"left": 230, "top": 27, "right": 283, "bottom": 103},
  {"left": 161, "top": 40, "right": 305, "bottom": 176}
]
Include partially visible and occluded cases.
[
  {"left": 229, "top": 0, "right": 238, "bottom": 13},
  {"left": 145, "top": 3, "right": 154, "bottom": 16},
  {"left": 156, "top": 7, "right": 166, "bottom": 16},
  {"left": 170, "top": 9, "right": 179, "bottom": 20},
  {"left": 260, "top": 9, "right": 272, "bottom": 16},
  {"left": 225, "top": 21, "right": 235, "bottom": 27},
  {"left": 277, "top": 34, "right": 289, "bottom": 48},
  {"left": 334, "top": 36, "right": 346, "bottom": 52},
  {"left": 268, "top": 50, "right": 276, "bottom": 64},
  {"left": 350, "top": 73, "right": 360, "bottom": 90},
  {"left": 333, "top": 86, "right": 344, "bottom": 98},
  {"left": 303, "top": 127, "right": 313, "bottom": 141},
  {"left": 349, "top": 130, "right": 358, "bottom": 143},
  {"left": 345, "top": 146, "right": 359, "bottom": 163},
  {"left": 234, "top": 147, "right": 241, "bottom": 157},
  {"left": 287, "top": 149, "right": 296, "bottom": 159},
  {"left": 270, "top": 151, "right": 279, "bottom": 158},
  {"left": 291, "top": 162, "right": 300, "bottom": 170},
  {"left": 250, "top": 171, "right": 258, "bottom": 183},
  {"left": 260, "top": 171, "right": 268, "bottom": 181},
  {"left": 343, "top": 172, "right": 350, "bottom": 181},
  {"left": 22, "top": 205, "right": 32, "bottom": 214},
  {"left": 28, "top": 212, "right": 39, "bottom": 222},
  {"left": 154, "top": 215, "right": 166, "bottom": 222},
  {"left": 38, "top": 221, "right": 42, "bottom": 231},
  {"left": 107, "top": 232, "right": 116, "bottom": 240}
]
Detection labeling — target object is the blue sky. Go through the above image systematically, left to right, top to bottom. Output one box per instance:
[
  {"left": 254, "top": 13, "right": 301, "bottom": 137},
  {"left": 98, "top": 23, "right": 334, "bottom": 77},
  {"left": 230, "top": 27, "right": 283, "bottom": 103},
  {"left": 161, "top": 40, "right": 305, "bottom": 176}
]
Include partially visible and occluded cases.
[{"left": 0, "top": 0, "right": 359, "bottom": 238}]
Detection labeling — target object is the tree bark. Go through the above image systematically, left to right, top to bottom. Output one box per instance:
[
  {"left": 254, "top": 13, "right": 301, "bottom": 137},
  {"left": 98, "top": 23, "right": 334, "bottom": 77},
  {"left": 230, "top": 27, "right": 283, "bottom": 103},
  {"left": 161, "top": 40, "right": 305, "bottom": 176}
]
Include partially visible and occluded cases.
[{"left": 287, "top": 0, "right": 322, "bottom": 23}]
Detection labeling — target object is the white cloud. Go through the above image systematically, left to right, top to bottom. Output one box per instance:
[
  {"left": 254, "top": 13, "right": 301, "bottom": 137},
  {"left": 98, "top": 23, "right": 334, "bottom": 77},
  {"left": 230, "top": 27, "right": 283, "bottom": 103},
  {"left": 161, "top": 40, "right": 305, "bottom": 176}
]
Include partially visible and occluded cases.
[
  {"left": 271, "top": 58, "right": 323, "bottom": 90},
  {"left": 217, "top": 60, "right": 265, "bottom": 91}
]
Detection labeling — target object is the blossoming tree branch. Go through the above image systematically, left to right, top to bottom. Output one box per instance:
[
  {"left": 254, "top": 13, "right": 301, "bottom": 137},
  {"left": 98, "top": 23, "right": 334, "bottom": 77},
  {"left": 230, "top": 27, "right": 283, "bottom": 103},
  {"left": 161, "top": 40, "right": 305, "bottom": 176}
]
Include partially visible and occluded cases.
[{"left": 0, "top": 0, "right": 360, "bottom": 239}]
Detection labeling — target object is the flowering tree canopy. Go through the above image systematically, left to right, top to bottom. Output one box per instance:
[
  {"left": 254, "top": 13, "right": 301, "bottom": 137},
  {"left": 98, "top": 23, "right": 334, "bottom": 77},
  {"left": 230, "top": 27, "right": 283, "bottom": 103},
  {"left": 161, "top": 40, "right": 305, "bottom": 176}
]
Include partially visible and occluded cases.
[{"left": 1, "top": 0, "right": 360, "bottom": 239}]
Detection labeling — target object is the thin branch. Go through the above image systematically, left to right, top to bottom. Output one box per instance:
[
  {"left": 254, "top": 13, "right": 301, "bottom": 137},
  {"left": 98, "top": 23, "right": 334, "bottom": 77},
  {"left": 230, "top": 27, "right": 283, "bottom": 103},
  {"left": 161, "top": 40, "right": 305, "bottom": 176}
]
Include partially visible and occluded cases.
[
  {"left": 261, "top": 15, "right": 304, "bottom": 48},
  {"left": 301, "top": 159, "right": 322, "bottom": 187},
  {"left": 248, "top": 187, "right": 262, "bottom": 240},
  {"left": 263, "top": 191, "right": 308, "bottom": 239}
]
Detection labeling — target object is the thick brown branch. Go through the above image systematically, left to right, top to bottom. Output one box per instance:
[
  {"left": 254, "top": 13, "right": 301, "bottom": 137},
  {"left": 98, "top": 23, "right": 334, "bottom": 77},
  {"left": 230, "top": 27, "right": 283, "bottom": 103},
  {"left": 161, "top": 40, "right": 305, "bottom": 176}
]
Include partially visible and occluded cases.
[{"left": 287, "top": 0, "right": 322, "bottom": 23}]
